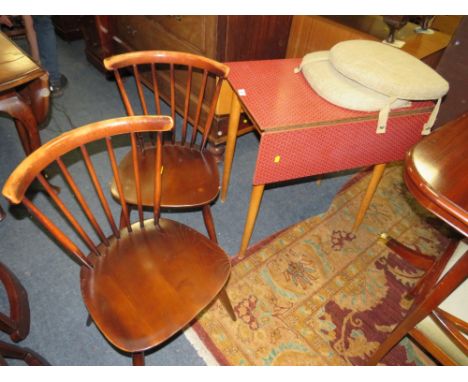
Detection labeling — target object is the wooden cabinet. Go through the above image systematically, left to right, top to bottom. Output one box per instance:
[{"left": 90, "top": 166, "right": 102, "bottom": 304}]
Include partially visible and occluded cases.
[
  {"left": 51, "top": 16, "right": 83, "bottom": 41},
  {"left": 80, "top": 16, "right": 292, "bottom": 147}
]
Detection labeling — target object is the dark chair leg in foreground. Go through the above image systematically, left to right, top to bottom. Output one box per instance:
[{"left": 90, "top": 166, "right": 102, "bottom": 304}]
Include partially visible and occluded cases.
[{"left": 0, "top": 340, "right": 49, "bottom": 366}]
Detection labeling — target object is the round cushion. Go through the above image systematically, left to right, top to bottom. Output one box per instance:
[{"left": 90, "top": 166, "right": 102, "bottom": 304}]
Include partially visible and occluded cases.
[
  {"left": 329, "top": 40, "right": 449, "bottom": 100},
  {"left": 297, "top": 51, "right": 411, "bottom": 112}
]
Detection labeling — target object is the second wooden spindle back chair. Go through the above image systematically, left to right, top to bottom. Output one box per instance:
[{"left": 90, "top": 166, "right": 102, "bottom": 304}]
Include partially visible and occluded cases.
[
  {"left": 104, "top": 51, "right": 230, "bottom": 241},
  {"left": 2, "top": 116, "right": 236, "bottom": 365}
]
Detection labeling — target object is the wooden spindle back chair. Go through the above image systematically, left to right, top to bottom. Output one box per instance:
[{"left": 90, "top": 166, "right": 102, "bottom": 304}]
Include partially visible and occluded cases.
[
  {"left": 104, "top": 51, "right": 230, "bottom": 241},
  {"left": 2, "top": 116, "right": 235, "bottom": 365}
]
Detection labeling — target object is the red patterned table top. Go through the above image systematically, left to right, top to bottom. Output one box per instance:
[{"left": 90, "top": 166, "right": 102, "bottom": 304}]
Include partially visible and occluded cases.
[{"left": 227, "top": 59, "right": 433, "bottom": 132}]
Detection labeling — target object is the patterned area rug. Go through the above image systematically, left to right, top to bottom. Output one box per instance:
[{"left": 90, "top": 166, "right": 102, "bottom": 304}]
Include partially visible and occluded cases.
[{"left": 190, "top": 163, "right": 449, "bottom": 365}]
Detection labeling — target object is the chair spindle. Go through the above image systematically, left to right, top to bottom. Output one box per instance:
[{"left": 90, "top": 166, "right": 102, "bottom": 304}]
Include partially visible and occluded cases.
[
  {"left": 151, "top": 63, "right": 162, "bottom": 115},
  {"left": 170, "top": 63, "right": 176, "bottom": 144},
  {"left": 133, "top": 65, "right": 149, "bottom": 115},
  {"left": 181, "top": 66, "right": 193, "bottom": 145},
  {"left": 114, "top": 70, "right": 135, "bottom": 116},
  {"left": 190, "top": 70, "right": 208, "bottom": 147},
  {"left": 201, "top": 77, "right": 224, "bottom": 149},
  {"left": 153, "top": 132, "right": 163, "bottom": 224},
  {"left": 130, "top": 133, "right": 144, "bottom": 227},
  {"left": 105, "top": 137, "right": 132, "bottom": 233},
  {"left": 80, "top": 145, "right": 120, "bottom": 238},
  {"left": 56, "top": 158, "right": 110, "bottom": 246},
  {"left": 36, "top": 174, "right": 101, "bottom": 257},
  {"left": 22, "top": 198, "right": 93, "bottom": 269}
]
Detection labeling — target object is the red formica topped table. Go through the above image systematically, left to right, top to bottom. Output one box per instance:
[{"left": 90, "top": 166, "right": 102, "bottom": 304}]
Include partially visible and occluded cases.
[{"left": 221, "top": 58, "right": 435, "bottom": 257}]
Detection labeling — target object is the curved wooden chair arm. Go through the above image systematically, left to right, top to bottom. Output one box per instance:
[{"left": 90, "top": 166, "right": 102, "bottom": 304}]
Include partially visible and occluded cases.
[{"left": 0, "top": 262, "right": 30, "bottom": 342}]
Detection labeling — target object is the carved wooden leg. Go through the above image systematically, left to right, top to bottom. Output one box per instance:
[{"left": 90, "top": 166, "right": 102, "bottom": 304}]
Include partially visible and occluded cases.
[
  {"left": 0, "top": 92, "right": 42, "bottom": 155},
  {"left": 221, "top": 93, "right": 241, "bottom": 202},
  {"left": 353, "top": 163, "right": 386, "bottom": 231},
  {"left": 238, "top": 184, "right": 265, "bottom": 258},
  {"left": 202, "top": 205, "right": 218, "bottom": 243},
  {"left": 378, "top": 233, "right": 435, "bottom": 270},
  {"left": 378, "top": 234, "right": 459, "bottom": 302},
  {"left": 410, "top": 240, "right": 458, "bottom": 302},
  {"left": 367, "top": 252, "right": 467, "bottom": 365},
  {"left": 0, "top": 262, "right": 30, "bottom": 342},
  {"left": 218, "top": 288, "right": 237, "bottom": 321},
  {"left": 0, "top": 340, "right": 49, "bottom": 366},
  {"left": 132, "top": 352, "right": 145, "bottom": 366}
]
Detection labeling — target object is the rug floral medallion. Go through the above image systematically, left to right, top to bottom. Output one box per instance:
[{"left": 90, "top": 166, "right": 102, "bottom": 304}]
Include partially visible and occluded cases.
[{"left": 192, "top": 164, "right": 449, "bottom": 365}]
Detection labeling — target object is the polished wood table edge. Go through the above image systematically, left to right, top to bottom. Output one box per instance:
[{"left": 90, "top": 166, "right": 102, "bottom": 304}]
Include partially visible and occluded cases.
[
  {"left": 0, "top": 32, "right": 46, "bottom": 92},
  {"left": 0, "top": 68, "right": 46, "bottom": 93},
  {"left": 404, "top": 152, "right": 468, "bottom": 237},
  {"left": 404, "top": 168, "right": 467, "bottom": 237}
]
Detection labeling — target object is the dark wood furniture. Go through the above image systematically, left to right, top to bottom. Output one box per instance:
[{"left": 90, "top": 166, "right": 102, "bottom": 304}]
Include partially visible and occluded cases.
[
  {"left": 51, "top": 16, "right": 83, "bottom": 41},
  {"left": 80, "top": 16, "right": 292, "bottom": 147},
  {"left": 286, "top": 16, "right": 452, "bottom": 69},
  {"left": 435, "top": 16, "right": 468, "bottom": 128},
  {"left": 0, "top": 32, "right": 50, "bottom": 221},
  {"left": 0, "top": 32, "right": 49, "bottom": 155},
  {"left": 104, "top": 51, "right": 229, "bottom": 240},
  {"left": 369, "top": 114, "right": 468, "bottom": 365},
  {"left": 2, "top": 116, "right": 236, "bottom": 366},
  {"left": 0, "top": 261, "right": 49, "bottom": 365},
  {"left": 0, "top": 262, "right": 29, "bottom": 342}
]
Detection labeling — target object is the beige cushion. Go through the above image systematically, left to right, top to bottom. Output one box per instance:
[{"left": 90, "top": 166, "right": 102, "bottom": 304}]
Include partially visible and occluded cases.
[
  {"left": 329, "top": 40, "right": 449, "bottom": 100},
  {"left": 296, "top": 51, "right": 411, "bottom": 112},
  {"left": 415, "top": 240, "right": 468, "bottom": 365}
]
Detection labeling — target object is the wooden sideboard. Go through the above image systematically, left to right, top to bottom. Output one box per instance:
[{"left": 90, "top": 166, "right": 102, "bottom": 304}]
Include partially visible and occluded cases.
[{"left": 81, "top": 16, "right": 292, "bottom": 147}]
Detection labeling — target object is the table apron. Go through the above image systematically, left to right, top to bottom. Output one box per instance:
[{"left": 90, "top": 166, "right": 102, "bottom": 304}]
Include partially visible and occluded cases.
[{"left": 253, "top": 111, "right": 432, "bottom": 185}]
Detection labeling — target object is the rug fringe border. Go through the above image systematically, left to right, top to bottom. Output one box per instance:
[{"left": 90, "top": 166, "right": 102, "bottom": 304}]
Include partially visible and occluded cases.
[{"left": 184, "top": 326, "right": 221, "bottom": 366}]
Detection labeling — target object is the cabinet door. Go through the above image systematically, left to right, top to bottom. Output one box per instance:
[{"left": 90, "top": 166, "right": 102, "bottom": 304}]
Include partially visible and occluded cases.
[{"left": 222, "top": 16, "right": 292, "bottom": 61}]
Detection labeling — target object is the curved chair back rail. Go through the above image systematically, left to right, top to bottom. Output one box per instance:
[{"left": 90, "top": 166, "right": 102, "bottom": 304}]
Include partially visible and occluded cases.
[
  {"left": 103, "top": 50, "right": 229, "bottom": 149},
  {"left": 2, "top": 116, "right": 173, "bottom": 205}
]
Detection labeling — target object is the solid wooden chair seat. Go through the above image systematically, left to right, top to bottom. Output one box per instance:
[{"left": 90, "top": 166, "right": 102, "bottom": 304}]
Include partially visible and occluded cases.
[
  {"left": 110, "top": 144, "right": 219, "bottom": 208},
  {"left": 81, "top": 217, "right": 231, "bottom": 353}
]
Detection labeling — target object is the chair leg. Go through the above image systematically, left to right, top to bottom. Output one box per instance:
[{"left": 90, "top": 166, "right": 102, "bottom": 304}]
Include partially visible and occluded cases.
[
  {"left": 0, "top": 205, "right": 5, "bottom": 222},
  {"left": 202, "top": 205, "right": 218, "bottom": 243},
  {"left": 378, "top": 233, "right": 435, "bottom": 270},
  {"left": 378, "top": 234, "right": 458, "bottom": 301},
  {"left": 410, "top": 240, "right": 458, "bottom": 302},
  {"left": 367, "top": 250, "right": 468, "bottom": 365},
  {"left": 218, "top": 289, "right": 237, "bottom": 321},
  {"left": 86, "top": 314, "right": 93, "bottom": 327},
  {"left": 0, "top": 339, "right": 49, "bottom": 365},
  {"left": 132, "top": 351, "right": 145, "bottom": 366}
]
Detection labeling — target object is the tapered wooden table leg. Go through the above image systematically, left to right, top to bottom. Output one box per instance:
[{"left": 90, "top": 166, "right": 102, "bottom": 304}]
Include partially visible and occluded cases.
[
  {"left": 221, "top": 93, "right": 241, "bottom": 202},
  {"left": 353, "top": 163, "right": 386, "bottom": 231},
  {"left": 238, "top": 184, "right": 265, "bottom": 258}
]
